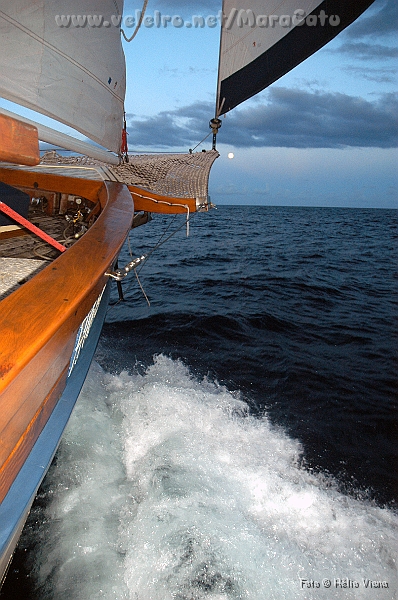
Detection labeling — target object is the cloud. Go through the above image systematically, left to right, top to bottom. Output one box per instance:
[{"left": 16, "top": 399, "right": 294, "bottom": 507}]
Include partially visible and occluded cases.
[
  {"left": 345, "top": 0, "right": 398, "bottom": 38},
  {"left": 329, "top": 1, "right": 398, "bottom": 62},
  {"left": 336, "top": 41, "right": 398, "bottom": 60},
  {"left": 158, "top": 65, "right": 216, "bottom": 78},
  {"left": 343, "top": 65, "right": 397, "bottom": 84},
  {"left": 126, "top": 89, "right": 398, "bottom": 150},
  {"left": 225, "top": 89, "right": 398, "bottom": 148},
  {"left": 126, "top": 101, "right": 212, "bottom": 149}
]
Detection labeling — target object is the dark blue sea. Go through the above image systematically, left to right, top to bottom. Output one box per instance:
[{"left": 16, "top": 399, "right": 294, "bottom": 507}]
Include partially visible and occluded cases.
[{"left": 2, "top": 206, "right": 397, "bottom": 599}]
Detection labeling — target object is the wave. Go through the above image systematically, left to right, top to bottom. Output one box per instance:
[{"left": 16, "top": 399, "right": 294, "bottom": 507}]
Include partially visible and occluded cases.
[{"left": 19, "top": 356, "right": 397, "bottom": 599}]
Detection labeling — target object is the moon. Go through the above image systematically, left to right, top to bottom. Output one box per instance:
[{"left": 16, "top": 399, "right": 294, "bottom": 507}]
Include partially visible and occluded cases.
[{"left": 228, "top": 152, "right": 234, "bottom": 159}]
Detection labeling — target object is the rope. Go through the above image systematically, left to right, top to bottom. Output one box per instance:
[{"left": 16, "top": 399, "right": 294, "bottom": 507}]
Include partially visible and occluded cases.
[
  {"left": 121, "top": 0, "right": 149, "bottom": 42},
  {"left": 190, "top": 131, "right": 212, "bottom": 152},
  {"left": 131, "top": 192, "right": 191, "bottom": 236},
  {"left": 138, "top": 204, "right": 206, "bottom": 268},
  {"left": 107, "top": 205, "right": 206, "bottom": 309},
  {"left": 33, "top": 237, "right": 75, "bottom": 260},
  {"left": 134, "top": 268, "right": 150, "bottom": 306}
]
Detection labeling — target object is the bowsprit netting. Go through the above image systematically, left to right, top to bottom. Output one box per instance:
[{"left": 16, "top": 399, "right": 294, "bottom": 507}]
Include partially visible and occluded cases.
[{"left": 41, "top": 151, "right": 219, "bottom": 203}]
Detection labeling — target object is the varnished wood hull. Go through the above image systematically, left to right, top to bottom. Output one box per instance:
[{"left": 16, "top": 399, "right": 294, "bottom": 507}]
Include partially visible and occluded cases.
[
  {"left": 0, "top": 172, "right": 134, "bottom": 585},
  {"left": 0, "top": 281, "right": 112, "bottom": 585}
]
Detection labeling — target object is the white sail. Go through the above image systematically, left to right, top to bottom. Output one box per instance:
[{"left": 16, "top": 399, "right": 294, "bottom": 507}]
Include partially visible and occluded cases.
[
  {"left": 0, "top": 0, "right": 126, "bottom": 154},
  {"left": 217, "top": 0, "right": 375, "bottom": 115}
]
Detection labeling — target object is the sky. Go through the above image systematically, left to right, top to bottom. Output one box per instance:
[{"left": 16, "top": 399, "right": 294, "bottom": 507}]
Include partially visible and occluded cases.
[
  {"left": 0, "top": 0, "right": 397, "bottom": 207},
  {"left": 121, "top": 0, "right": 398, "bottom": 208}
]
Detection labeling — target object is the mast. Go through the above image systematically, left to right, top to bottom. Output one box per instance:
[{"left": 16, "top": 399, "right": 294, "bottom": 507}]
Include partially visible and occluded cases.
[{"left": 210, "top": 0, "right": 226, "bottom": 150}]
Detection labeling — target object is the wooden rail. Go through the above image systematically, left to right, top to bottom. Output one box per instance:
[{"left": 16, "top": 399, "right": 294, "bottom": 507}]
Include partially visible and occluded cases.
[
  {"left": 0, "top": 174, "right": 133, "bottom": 503},
  {"left": 129, "top": 185, "right": 198, "bottom": 214}
]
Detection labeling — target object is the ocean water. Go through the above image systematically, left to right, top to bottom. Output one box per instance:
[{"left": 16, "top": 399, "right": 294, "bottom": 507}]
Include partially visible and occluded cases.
[{"left": 1, "top": 205, "right": 397, "bottom": 599}]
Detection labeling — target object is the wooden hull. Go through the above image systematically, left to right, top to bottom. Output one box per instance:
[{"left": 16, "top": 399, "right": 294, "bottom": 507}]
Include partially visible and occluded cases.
[
  {"left": 0, "top": 170, "right": 134, "bottom": 584},
  {"left": 0, "top": 281, "right": 112, "bottom": 585}
]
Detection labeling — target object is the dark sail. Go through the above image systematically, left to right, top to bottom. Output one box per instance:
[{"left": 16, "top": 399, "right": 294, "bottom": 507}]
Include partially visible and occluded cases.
[{"left": 217, "top": 0, "right": 375, "bottom": 116}]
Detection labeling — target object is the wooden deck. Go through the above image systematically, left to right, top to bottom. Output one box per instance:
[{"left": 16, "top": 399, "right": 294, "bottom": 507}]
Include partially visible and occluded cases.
[
  {"left": 0, "top": 209, "right": 68, "bottom": 299},
  {"left": 0, "top": 211, "right": 66, "bottom": 256},
  {"left": 0, "top": 258, "right": 46, "bottom": 300}
]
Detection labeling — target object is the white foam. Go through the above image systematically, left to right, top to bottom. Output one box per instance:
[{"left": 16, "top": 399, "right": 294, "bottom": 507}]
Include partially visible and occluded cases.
[{"left": 31, "top": 356, "right": 397, "bottom": 599}]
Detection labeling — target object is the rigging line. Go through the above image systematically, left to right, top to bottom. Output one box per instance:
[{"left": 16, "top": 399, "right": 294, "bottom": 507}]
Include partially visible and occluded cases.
[
  {"left": 121, "top": 0, "right": 149, "bottom": 42},
  {"left": 190, "top": 131, "right": 212, "bottom": 152},
  {"left": 129, "top": 150, "right": 197, "bottom": 154},
  {"left": 131, "top": 194, "right": 191, "bottom": 236},
  {"left": 116, "top": 206, "right": 205, "bottom": 307},
  {"left": 138, "top": 208, "right": 202, "bottom": 271},
  {"left": 121, "top": 212, "right": 186, "bottom": 305},
  {"left": 127, "top": 213, "right": 178, "bottom": 262},
  {"left": 150, "top": 214, "right": 178, "bottom": 249},
  {"left": 134, "top": 268, "right": 150, "bottom": 306}
]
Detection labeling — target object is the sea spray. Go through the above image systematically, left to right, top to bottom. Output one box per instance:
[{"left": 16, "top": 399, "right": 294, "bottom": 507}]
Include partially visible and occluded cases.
[{"left": 22, "top": 356, "right": 397, "bottom": 599}]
